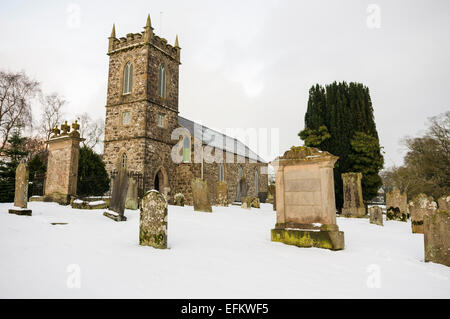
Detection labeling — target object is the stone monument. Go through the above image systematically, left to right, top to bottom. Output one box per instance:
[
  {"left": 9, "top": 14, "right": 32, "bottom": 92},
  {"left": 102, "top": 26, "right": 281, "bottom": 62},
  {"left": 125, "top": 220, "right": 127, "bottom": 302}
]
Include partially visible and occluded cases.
[
  {"left": 43, "top": 121, "right": 84, "bottom": 205},
  {"left": 271, "top": 146, "right": 344, "bottom": 251},
  {"left": 8, "top": 163, "right": 32, "bottom": 216},
  {"left": 104, "top": 168, "right": 129, "bottom": 221},
  {"left": 341, "top": 172, "right": 366, "bottom": 217},
  {"left": 125, "top": 175, "right": 139, "bottom": 210},
  {"left": 191, "top": 178, "right": 212, "bottom": 213},
  {"left": 215, "top": 181, "right": 228, "bottom": 206},
  {"left": 386, "top": 188, "right": 408, "bottom": 221},
  {"left": 139, "top": 190, "right": 168, "bottom": 249},
  {"left": 174, "top": 193, "right": 185, "bottom": 206},
  {"left": 409, "top": 194, "right": 437, "bottom": 234},
  {"left": 438, "top": 195, "right": 450, "bottom": 212},
  {"left": 369, "top": 206, "right": 383, "bottom": 226},
  {"left": 424, "top": 210, "right": 449, "bottom": 267}
]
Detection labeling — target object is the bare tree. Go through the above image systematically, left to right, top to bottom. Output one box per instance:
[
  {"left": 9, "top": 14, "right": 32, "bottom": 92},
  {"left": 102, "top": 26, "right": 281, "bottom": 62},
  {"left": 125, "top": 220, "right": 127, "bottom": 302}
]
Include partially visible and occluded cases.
[
  {"left": 0, "top": 70, "right": 40, "bottom": 155},
  {"left": 39, "top": 93, "right": 66, "bottom": 142},
  {"left": 77, "top": 112, "right": 105, "bottom": 151}
]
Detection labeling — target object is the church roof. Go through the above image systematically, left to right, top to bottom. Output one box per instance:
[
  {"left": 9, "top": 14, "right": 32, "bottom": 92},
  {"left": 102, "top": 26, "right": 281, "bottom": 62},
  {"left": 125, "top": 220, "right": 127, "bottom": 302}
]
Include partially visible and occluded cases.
[{"left": 178, "top": 116, "right": 267, "bottom": 164}]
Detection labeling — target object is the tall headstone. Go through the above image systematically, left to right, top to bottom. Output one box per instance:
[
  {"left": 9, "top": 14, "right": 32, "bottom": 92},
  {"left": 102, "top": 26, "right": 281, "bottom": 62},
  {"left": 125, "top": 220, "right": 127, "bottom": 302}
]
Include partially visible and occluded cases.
[
  {"left": 44, "top": 121, "right": 84, "bottom": 205},
  {"left": 271, "top": 147, "right": 344, "bottom": 251},
  {"left": 8, "top": 163, "right": 32, "bottom": 216},
  {"left": 104, "top": 168, "right": 129, "bottom": 221},
  {"left": 341, "top": 172, "right": 366, "bottom": 217},
  {"left": 125, "top": 175, "right": 139, "bottom": 210},
  {"left": 191, "top": 178, "right": 212, "bottom": 213},
  {"left": 215, "top": 181, "right": 228, "bottom": 206},
  {"left": 386, "top": 188, "right": 408, "bottom": 222},
  {"left": 139, "top": 190, "right": 168, "bottom": 249},
  {"left": 409, "top": 194, "right": 437, "bottom": 234},
  {"left": 369, "top": 206, "right": 383, "bottom": 226},
  {"left": 424, "top": 210, "right": 450, "bottom": 267}
]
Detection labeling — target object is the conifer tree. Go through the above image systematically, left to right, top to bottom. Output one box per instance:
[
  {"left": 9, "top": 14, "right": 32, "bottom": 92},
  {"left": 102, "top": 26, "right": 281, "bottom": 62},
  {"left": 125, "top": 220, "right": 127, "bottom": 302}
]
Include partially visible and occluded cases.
[
  {"left": 299, "top": 81, "right": 384, "bottom": 210},
  {"left": 77, "top": 146, "right": 110, "bottom": 197}
]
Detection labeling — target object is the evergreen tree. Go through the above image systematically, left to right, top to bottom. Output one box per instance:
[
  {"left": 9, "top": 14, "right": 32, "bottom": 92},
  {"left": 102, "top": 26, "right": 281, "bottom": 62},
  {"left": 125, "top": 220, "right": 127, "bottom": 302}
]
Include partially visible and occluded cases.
[
  {"left": 299, "top": 81, "right": 384, "bottom": 210},
  {"left": 0, "top": 131, "right": 29, "bottom": 202},
  {"left": 77, "top": 146, "right": 110, "bottom": 197},
  {"left": 28, "top": 154, "right": 46, "bottom": 196}
]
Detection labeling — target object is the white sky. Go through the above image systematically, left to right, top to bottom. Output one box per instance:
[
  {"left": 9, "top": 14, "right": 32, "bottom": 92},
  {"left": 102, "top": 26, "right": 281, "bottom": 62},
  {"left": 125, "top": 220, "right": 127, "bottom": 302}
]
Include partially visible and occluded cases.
[{"left": 1, "top": 0, "right": 449, "bottom": 166}]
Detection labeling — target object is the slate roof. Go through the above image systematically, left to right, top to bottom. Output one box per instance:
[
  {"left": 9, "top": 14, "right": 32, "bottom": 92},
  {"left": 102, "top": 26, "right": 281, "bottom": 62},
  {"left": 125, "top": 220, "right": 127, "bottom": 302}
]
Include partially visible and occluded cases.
[{"left": 178, "top": 116, "right": 266, "bottom": 164}]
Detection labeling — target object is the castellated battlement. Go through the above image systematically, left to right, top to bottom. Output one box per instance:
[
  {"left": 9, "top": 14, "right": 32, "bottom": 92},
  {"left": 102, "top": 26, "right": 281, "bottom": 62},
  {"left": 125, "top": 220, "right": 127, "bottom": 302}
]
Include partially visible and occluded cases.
[{"left": 108, "top": 14, "right": 180, "bottom": 63}]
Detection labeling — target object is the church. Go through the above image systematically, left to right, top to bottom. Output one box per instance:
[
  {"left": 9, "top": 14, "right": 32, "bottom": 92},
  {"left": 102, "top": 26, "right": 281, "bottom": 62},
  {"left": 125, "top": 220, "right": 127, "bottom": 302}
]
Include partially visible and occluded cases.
[{"left": 103, "top": 14, "right": 268, "bottom": 205}]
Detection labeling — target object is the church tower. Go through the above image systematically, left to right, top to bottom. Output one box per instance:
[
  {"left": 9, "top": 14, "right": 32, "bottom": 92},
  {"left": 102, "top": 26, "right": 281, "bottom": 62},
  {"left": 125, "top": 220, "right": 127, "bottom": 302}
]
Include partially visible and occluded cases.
[{"left": 103, "top": 14, "right": 181, "bottom": 192}]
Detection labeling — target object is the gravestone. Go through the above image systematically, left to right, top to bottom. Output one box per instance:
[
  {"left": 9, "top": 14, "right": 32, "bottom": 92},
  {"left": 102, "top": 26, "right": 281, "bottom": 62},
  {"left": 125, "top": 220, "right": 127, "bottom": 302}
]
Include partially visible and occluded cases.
[
  {"left": 44, "top": 121, "right": 84, "bottom": 205},
  {"left": 271, "top": 146, "right": 344, "bottom": 250},
  {"left": 8, "top": 163, "right": 32, "bottom": 216},
  {"left": 104, "top": 168, "right": 129, "bottom": 221},
  {"left": 341, "top": 172, "right": 366, "bottom": 217},
  {"left": 125, "top": 175, "right": 139, "bottom": 210},
  {"left": 191, "top": 178, "right": 212, "bottom": 213},
  {"left": 239, "top": 178, "right": 248, "bottom": 199},
  {"left": 215, "top": 181, "right": 228, "bottom": 206},
  {"left": 266, "top": 184, "right": 275, "bottom": 204},
  {"left": 386, "top": 188, "right": 408, "bottom": 221},
  {"left": 139, "top": 190, "right": 168, "bottom": 249},
  {"left": 174, "top": 193, "right": 185, "bottom": 206},
  {"left": 409, "top": 194, "right": 437, "bottom": 234},
  {"left": 438, "top": 196, "right": 450, "bottom": 212},
  {"left": 241, "top": 197, "right": 252, "bottom": 210},
  {"left": 251, "top": 197, "right": 260, "bottom": 209},
  {"left": 369, "top": 206, "right": 383, "bottom": 226},
  {"left": 424, "top": 210, "right": 450, "bottom": 267}
]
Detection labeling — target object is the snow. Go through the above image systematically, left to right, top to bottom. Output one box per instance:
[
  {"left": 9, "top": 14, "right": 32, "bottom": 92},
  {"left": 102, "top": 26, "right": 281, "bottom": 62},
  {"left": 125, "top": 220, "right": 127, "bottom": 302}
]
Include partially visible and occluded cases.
[
  {"left": 88, "top": 201, "right": 106, "bottom": 206},
  {"left": 0, "top": 202, "right": 449, "bottom": 299}
]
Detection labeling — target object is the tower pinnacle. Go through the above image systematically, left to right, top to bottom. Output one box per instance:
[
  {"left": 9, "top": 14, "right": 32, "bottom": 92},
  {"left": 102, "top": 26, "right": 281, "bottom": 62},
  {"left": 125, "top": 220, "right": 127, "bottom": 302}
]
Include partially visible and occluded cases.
[{"left": 110, "top": 24, "right": 116, "bottom": 38}]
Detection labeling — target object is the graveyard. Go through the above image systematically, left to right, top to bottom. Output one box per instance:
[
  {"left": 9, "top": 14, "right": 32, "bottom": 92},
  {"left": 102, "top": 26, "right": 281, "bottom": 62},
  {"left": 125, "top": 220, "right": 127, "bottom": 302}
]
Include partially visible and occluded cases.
[{"left": 0, "top": 201, "right": 449, "bottom": 298}]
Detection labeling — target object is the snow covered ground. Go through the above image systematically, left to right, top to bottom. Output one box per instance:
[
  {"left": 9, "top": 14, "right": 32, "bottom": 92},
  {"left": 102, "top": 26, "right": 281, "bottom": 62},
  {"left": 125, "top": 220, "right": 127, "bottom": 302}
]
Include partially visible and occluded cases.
[{"left": 0, "top": 202, "right": 449, "bottom": 299}]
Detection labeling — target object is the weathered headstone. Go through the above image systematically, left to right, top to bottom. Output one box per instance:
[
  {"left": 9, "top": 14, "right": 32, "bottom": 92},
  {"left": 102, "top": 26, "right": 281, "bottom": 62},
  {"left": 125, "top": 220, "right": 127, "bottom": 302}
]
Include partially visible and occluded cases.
[
  {"left": 43, "top": 121, "right": 84, "bottom": 205},
  {"left": 271, "top": 147, "right": 344, "bottom": 250},
  {"left": 9, "top": 163, "right": 32, "bottom": 216},
  {"left": 104, "top": 168, "right": 129, "bottom": 221},
  {"left": 341, "top": 172, "right": 366, "bottom": 217},
  {"left": 125, "top": 175, "right": 139, "bottom": 210},
  {"left": 191, "top": 178, "right": 212, "bottom": 213},
  {"left": 239, "top": 178, "right": 248, "bottom": 201},
  {"left": 215, "top": 181, "right": 228, "bottom": 206},
  {"left": 266, "top": 184, "right": 275, "bottom": 204},
  {"left": 162, "top": 186, "right": 171, "bottom": 204},
  {"left": 386, "top": 188, "right": 408, "bottom": 222},
  {"left": 139, "top": 190, "right": 168, "bottom": 249},
  {"left": 174, "top": 193, "right": 185, "bottom": 206},
  {"left": 409, "top": 194, "right": 437, "bottom": 234},
  {"left": 438, "top": 195, "right": 450, "bottom": 212},
  {"left": 241, "top": 196, "right": 252, "bottom": 210},
  {"left": 251, "top": 197, "right": 260, "bottom": 208},
  {"left": 369, "top": 206, "right": 383, "bottom": 226},
  {"left": 424, "top": 210, "right": 450, "bottom": 267}
]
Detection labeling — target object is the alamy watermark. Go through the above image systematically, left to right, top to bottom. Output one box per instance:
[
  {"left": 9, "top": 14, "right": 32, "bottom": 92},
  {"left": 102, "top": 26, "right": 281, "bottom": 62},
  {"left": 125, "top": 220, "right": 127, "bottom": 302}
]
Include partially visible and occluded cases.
[
  {"left": 66, "top": 3, "right": 82, "bottom": 29},
  {"left": 366, "top": 4, "right": 381, "bottom": 29},
  {"left": 66, "top": 264, "right": 81, "bottom": 289}
]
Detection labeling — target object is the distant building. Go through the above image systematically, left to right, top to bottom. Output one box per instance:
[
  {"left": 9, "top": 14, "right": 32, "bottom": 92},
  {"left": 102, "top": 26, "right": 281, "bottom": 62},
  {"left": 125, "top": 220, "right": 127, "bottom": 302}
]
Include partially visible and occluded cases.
[{"left": 103, "top": 15, "right": 268, "bottom": 204}]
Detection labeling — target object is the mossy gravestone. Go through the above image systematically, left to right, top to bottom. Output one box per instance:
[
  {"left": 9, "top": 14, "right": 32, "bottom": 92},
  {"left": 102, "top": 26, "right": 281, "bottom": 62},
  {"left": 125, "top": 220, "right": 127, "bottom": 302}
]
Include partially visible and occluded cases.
[
  {"left": 270, "top": 146, "right": 344, "bottom": 251},
  {"left": 9, "top": 163, "right": 32, "bottom": 216},
  {"left": 104, "top": 168, "right": 129, "bottom": 222},
  {"left": 341, "top": 172, "right": 366, "bottom": 217},
  {"left": 125, "top": 176, "right": 139, "bottom": 210},
  {"left": 191, "top": 178, "right": 212, "bottom": 213},
  {"left": 215, "top": 181, "right": 228, "bottom": 206},
  {"left": 386, "top": 189, "right": 408, "bottom": 222},
  {"left": 139, "top": 191, "right": 168, "bottom": 249},
  {"left": 174, "top": 193, "right": 185, "bottom": 207},
  {"left": 409, "top": 194, "right": 437, "bottom": 234},
  {"left": 369, "top": 206, "right": 383, "bottom": 226},
  {"left": 424, "top": 210, "right": 450, "bottom": 267}
]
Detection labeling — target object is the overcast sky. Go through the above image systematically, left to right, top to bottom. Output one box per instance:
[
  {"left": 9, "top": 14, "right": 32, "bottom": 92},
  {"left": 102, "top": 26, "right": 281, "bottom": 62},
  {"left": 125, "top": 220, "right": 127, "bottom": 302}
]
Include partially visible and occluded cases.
[{"left": 1, "top": 0, "right": 449, "bottom": 166}]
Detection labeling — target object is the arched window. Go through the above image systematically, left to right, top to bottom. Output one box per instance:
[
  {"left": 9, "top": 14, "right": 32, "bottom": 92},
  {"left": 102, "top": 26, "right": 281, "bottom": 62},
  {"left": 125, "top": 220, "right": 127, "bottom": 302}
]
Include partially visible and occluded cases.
[
  {"left": 123, "top": 62, "right": 133, "bottom": 94},
  {"left": 158, "top": 65, "right": 166, "bottom": 98},
  {"left": 182, "top": 136, "right": 190, "bottom": 163},
  {"left": 121, "top": 153, "right": 127, "bottom": 169},
  {"left": 218, "top": 163, "right": 224, "bottom": 181},
  {"left": 238, "top": 167, "right": 243, "bottom": 180},
  {"left": 254, "top": 169, "right": 259, "bottom": 194}
]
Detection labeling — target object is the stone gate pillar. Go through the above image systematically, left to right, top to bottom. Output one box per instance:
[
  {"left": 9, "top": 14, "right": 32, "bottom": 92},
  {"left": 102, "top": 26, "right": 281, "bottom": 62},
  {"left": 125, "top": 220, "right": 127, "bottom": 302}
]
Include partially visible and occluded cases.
[{"left": 44, "top": 121, "right": 85, "bottom": 205}]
